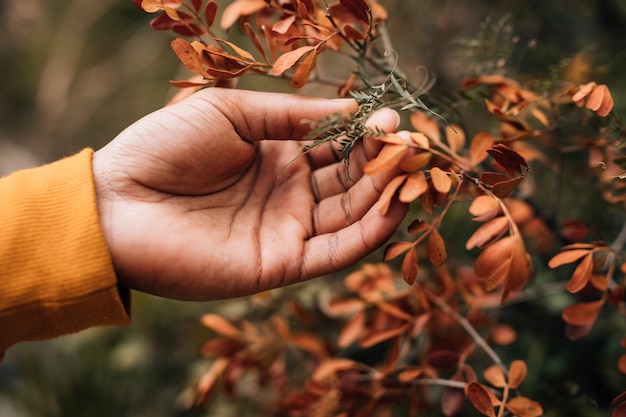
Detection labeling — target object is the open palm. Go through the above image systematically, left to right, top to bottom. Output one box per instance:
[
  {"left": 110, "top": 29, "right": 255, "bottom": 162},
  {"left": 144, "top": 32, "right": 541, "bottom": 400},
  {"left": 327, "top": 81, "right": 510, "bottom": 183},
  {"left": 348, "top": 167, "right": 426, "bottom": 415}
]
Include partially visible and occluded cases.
[{"left": 93, "top": 88, "right": 406, "bottom": 300}]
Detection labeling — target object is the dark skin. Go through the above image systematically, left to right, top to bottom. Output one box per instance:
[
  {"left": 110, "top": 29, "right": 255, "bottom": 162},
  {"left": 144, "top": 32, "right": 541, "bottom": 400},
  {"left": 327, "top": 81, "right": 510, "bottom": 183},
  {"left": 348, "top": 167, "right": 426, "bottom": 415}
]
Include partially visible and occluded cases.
[{"left": 92, "top": 88, "right": 406, "bottom": 301}]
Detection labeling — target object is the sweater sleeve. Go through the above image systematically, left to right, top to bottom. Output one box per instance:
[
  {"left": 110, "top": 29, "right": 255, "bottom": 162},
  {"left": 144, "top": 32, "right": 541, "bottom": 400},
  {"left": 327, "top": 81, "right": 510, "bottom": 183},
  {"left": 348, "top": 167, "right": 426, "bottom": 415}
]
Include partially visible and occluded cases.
[{"left": 0, "top": 149, "right": 130, "bottom": 361}]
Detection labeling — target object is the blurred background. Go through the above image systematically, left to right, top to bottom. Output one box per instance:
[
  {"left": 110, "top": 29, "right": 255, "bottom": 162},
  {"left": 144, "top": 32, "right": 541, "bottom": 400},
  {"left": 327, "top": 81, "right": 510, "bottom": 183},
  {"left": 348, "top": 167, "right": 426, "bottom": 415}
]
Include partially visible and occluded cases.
[{"left": 1, "top": 0, "right": 626, "bottom": 416}]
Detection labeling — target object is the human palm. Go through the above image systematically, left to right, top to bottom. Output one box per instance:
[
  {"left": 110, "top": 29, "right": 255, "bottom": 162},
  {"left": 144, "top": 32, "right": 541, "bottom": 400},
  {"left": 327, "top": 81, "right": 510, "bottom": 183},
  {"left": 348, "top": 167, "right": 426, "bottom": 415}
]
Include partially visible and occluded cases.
[{"left": 93, "top": 88, "right": 406, "bottom": 300}]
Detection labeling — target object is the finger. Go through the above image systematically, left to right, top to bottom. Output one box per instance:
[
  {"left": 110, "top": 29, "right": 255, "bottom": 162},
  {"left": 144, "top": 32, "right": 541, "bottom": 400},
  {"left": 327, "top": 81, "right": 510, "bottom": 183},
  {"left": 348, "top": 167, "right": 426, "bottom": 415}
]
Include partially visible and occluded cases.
[
  {"left": 194, "top": 88, "right": 359, "bottom": 142},
  {"left": 309, "top": 107, "right": 400, "bottom": 201},
  {"left": 300, "top": 196, "right": 408, "bottom": 281}
]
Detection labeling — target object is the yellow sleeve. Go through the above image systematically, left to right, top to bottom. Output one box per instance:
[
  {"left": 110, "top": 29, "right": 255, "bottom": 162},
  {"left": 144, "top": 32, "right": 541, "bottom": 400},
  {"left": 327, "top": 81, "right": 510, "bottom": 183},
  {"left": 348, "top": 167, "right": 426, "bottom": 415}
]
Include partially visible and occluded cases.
[{"left": 0, "top": 149, "right": 130, "bottom": 361}]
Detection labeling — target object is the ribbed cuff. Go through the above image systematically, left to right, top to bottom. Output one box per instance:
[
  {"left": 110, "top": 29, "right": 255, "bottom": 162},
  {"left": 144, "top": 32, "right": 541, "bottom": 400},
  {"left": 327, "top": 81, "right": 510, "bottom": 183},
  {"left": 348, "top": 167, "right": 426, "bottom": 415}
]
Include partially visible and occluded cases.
[{"left": 0, "top": 149, "right": 130, "bottom": 356}]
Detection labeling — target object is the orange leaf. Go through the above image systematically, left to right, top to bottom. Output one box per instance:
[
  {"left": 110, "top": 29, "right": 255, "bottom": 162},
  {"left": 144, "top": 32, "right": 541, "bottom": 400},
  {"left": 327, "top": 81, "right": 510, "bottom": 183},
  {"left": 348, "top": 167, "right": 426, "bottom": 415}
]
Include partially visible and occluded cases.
[
  {"left": 220, "top": 0, "right": 266, "bottom": 29},
  {"left": 272, "top": 15, "right": 296, "bottom": 34},
  {"left": 243, "top": 22, "right": 268, "bottom": 62},
  {"left": 171, "top": 38, "right": 207, "bottom": 77},
  {"left": 214, "top": 38, "right": 256, "bottom": 61},
  {"left": 271, "top": 45, "right": 317, "bottom": 76},
  {"left": 290, "top": 47, "right": 318, "bottom": 89},
  {"left": 586, "top": 84, "right": 614, "bottom": 116},
  {"left": 531, "top": 107, "right": 550, "bottom": 127},
  {"left": 410, "top": 111, "right": 441, "bottom": 142},
  {"left": 445, "top": 124, "right": 465, "bottom": 152},
  {"left": 410, "top": 132, "right": 430, "bottom": 148},
  {"left": 470, "top": 132, "right": 495, "bottom": 166},
  {"left": 364, "top": 144, "right": 409, "bottom": 176},
  {"left": 399, "top": 152, "right": 431, "bottom": 172},
  {"left": 430, "top": 167, "right": 452, "bottom": 193},
  {"left": 399, "top": 171, "right": 428, "bottom": 202},
  {"left": 376, "top": 174, "right": 407, "bottom": 215},
  {"left": 469, "top": 195, "right": 501, "bottom": 222},
  {"left": 466, "top": 216, "right": 509, "bottom": 250},
  {"left": 428, "top": 228, "right": 447, "bottom": 268},
  {"left": 474, "top": 236, "right": 515, "bottom": 290},
  {"left": 502, "top": 237, "right": 530, "bottom": 301},
  {"left": 383, "top": 241, "right": 413, "bottom": 261},
  {"left": 402, "top": 247, "right": 419, "bottom": 285},
  {"left": 548, "top": 249, "right": 591, "bottom": 268},
  {"left": 566, "top": 253, "right": 593, "bottom": 293},
  {"left": 562, "top": 299, "right": 604, "bottom": 326},
  {"left": 338, "top": 310, "right": 365, "bottom": 348},
  {"left": 201, "top": 313, "right": 241, "bottom": 338},
  {"left": 360, "top": 324, "right": 410, "bottom": 348},
  {"left": 492, "top": 324, "right": 517, "bottom": 346},
  {"left": 195, "top": 357, "right": 229, "bottom": 402},
  {"left": 313, "top": 358, "right": 362, "bottom": 381},
  {"left": 508, "top": 360, "right": 527, "bottom": 389},
  {"left": 483, "top": 365, "right": 507, "bottom": 388},
  {"left": 398, "top": 367, "right": 424, "bottom": 382},
  {"left": 466, "top": 382, "right": 497, "bottom": 417},
  {"left": 505, "top": 396, "right": 544, "bottom": 417}
]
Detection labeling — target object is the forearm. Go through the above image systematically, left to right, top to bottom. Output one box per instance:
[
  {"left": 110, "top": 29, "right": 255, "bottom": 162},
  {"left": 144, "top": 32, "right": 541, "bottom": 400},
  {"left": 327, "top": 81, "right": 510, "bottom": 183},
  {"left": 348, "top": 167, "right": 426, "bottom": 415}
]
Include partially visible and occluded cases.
[{"left": 0, "top": 149, "right": 130, "bottom": 361}]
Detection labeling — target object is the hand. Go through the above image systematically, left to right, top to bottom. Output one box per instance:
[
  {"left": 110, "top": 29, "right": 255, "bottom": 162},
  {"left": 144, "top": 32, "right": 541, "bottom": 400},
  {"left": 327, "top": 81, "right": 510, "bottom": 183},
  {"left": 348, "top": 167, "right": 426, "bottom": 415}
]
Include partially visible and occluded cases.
[{"left": 92, "top": 88, "right": 406, "bottom": 301}]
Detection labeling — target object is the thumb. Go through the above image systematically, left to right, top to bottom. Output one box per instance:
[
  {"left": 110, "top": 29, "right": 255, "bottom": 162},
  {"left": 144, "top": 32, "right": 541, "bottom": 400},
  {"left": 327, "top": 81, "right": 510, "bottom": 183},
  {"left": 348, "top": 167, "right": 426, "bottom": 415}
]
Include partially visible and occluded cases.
[{"left": 192, "top": 88, "right": 359, "bottom": 142}]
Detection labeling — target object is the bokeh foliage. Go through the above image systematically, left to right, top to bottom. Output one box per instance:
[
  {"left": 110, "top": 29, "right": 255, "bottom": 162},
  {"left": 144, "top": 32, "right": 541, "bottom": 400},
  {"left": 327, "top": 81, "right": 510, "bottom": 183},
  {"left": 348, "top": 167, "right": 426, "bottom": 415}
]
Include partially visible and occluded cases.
[{"left": 1, "top": 1, "right": 626, "bottom": 416}]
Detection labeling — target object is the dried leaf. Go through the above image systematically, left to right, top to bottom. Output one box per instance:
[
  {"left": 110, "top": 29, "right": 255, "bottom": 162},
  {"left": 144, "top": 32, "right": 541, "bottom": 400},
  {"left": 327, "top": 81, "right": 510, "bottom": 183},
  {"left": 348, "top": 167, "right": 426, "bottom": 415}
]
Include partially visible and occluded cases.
[
  {"left": 220, "top": 0, "right": 266, "bottom": 30},
  {"left": 340, "top": 0, "right": 370, "bottom": 24},
  {"left": 272, "top": 15, "right": 296, "bottom": 34},
  {"left": 243, "top": 22, "right": 268, "bottom": 62},
  {"left": 171, "top": 38, "right": 207, "bottom": 77},
  {"left": 214, "top": 38, "right": 256, "bottom": 61},
  {"left": 271, "top": 45, "right": 316, "bottom": 76},
  {"left": 291, "top": 48, "right": 318, "bottom": 88},
  {"left": 586, "top": 84, "right": 614, "bottom": 116},
  {"left": 531, "top": 107, "right": 550, "bottom": 127},
  {"left": 411, "top": 111, "right": 441, "bottom": 142},
  {"left": 445, "top": 124, "right": 465, "bottom": 152},
  {"left": 410, "top": 132, "right": 430, "bottom": 148},
  {"left": 470, "top": 132, "right": 495, "bottom": 166},
  {"left": 364, "top": 144, "right": 409, "bottom": 176},
  {"left": 487, "top": 144, "right": 529, "bottom": 176},
  {"left": 399, "top": 152, "right": 431, "bottom": 172},
  {"left": 431, "top": 167, "right": 452, "bottom": 193},
  {"left": 400, "top": 171, "right": 429, "bottom": 202},
  {"left": 480, "top": 172, "right": 509, "bottom": 187},
  {"left": 376, "top": 174, "right": 407, "bottom": 215},
  {"left": 492, "top": 176, "right": 525, "bottom": 198},
  {"left": 469, "top": 195, "right": 501, "bottom": 222},
  {"left": 466, "top": 216, "right": 509, "bottom": 250},
  {"left": 407, "top": 218, "right": 429, "bottom": 233},
  {"left": 428, "top": 228, "right": 447, "bottom": 268},
  {"left": 502, "top": 237, "right": 530, "bottom": 301},
  {"left": 384, "top": 241, "right": 413, "bottom": 261},
  {"left": 402, "top": 247, "right": 419, "bottom": 285},
  {"left": 548, "top": 249, "right": 591, "bottom": 268},
  {"left": 566, "top": 253, "right": 593, "bottom": 293},
  {"left": 562, "top": 299, "right": 604, "bottom": 326},
  {"left": 338, "top": 310, "right": 366, "bottom": 348},
  {"left": 201, "top": 313, "right": 241, "bottom": 338},
  {"left": 360, "top": 324, "right": 410, "bottom": 348},
  {"left": 492, "top": 324, "right": 517, "bottom": 346},
  {"left": 195, "top": 357, "right": 229, "bottom": 404},
  {"left": 313, "top": 359, "right": 362, "bottom": 381},
  {"left": 508, "top": 360, "right": 527, "bottom": 389},
  {"left": 483, "top": 365, "right": 507, "bottom": 388},
  {"left": 442, "top": 371, "right": 466, "bottom": 417},
  {"left": 466, "top": 382, "right": 497, "bottom": 417},
  {"left": 505, "top": 396, "right": 544, "bottom": 417},
  {"left": 613, "top": 401, "right": 626, "bottom": 417}
]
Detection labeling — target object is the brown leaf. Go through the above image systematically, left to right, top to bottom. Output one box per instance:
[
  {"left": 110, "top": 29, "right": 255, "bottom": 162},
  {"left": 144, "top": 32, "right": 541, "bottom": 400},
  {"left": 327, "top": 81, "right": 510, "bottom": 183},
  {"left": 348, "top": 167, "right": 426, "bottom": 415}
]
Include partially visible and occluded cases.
[
  {"left": 220, "top": 0, "right": 266, "bottom": 30},
  {"left": 340, "top": 0, "right": 370, "bottom": 24},
  {"left": 272, "top": 15, "right": 296, "bottom": 34},
  {"left": 243, "top": 22, "right": 268, "bottom": 62},
  {"left": 171, "top": 38, "right": 208, "bottom": 77},
  {"left": 271, "top": 45, "right": 317, "bottom": 76},
  {"left": 290, "top": 47, "right": 318, "bottom": 88},
  {"left": 586, "top": 84, "right": 614, "bottom": 116},
  {"left": 470, "top": 132, "right": 495, "bottom": 166},
  {"left": 364, "top": 144, "right": 409, "bottom": 176},
  {"left": 487, "top": 144, "right": 529, "bottom": 176},
  {"left": 399, "top": 152, "right": 431, "bottom": 172},
  {"left": 431, "top": 167, "right": 452, "bottom": 193},
  {"left": 399, "top": 171, "right": 428, "bottom": 202},
  {"left": 480, "top": 172, "right": 510, "bottom": 187},
  {"left": 376, "top": 174, "right": 407, "bottom": 215},
  {"left": 492, "top": 176, "right": 525, "bottom": 198},
  {"left": 466, "top": 216, "right": 509, "bottom": 250},
  {"left": 407, "top": 218, "right": 429, "bottom": 233},
  {"left": 428, "top": 228, "right": 447, "bottom": 268},
  {"left": 501, "top": 237, "right": 530, "bottom": 301},
  {"left": 384, "top": 241, "right": 413, "bottom": 261},
  {"left": 402, "top": 247, "right": 419, "bottom": 285},
  {"left": 548, "top": 249, "right": 591, "bottom": 268},
  {"left": 566, "top": 253, "right": 593, "bottom": 293},
  {"left": 562, "top": 299, "right": 604, "bottom": 326},
  {"left": 338, "top": 310, "right": 366, "bottom": 348},
  {"left": 201, "top": 313, "right": 241, "bottom": 338},
  {"left": 360, "top": 324, "right": 410, "bottom": 348},
  {"left": 492, "top": 324, "right": 517, "bottom": 346},
  {"left": 195, "top": 357, "right": 229, "bottom": 405},
  {"left": 313, "top": 358, "right": 363, "bottom": 381},
  {"left": 508, "top": 360, "right": 527, "bottom": 389},
  {"left": 483, "top": 365, "right": 507, "bottom": 388},
  {"left": 398, "top": 367, "right": 424, "bottom": 382},
  {"left": 442, "top": 371, "right": 466, "bottom": 417},
  {"left": 466, "top": 382, "right": 497, "bottom": 417},
  {"left": 505, "top": 396, "right": 544, "bottom": 417},
  {"left": 613, "top": 401, "right": 626, "bottom": 417}
]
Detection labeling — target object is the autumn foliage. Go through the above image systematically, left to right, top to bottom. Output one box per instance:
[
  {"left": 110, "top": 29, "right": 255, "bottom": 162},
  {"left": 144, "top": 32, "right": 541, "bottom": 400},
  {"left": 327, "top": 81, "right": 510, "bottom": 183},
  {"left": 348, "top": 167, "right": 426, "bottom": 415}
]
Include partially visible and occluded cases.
[{"left": 134, "top": 1, "right": 626, "bottom": 416}]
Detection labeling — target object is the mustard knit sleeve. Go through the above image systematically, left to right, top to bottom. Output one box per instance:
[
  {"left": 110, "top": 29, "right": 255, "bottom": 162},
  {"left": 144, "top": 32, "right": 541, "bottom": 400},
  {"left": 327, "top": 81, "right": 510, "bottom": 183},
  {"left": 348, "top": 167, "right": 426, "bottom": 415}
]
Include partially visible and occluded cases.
[{"left": 0, "top": 149, "right": 130, "bottom": 361}]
